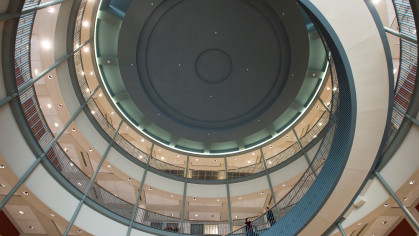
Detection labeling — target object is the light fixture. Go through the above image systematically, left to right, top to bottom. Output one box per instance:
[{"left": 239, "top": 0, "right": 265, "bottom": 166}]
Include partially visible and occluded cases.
[
  {"left": 372, "top": 0, "right": 379, "bottom": 3},
  {"left": 47, "top": 7, "right": 54, "bottom": 13},
  {"left": 83, "top": 21, "right": 89, "bottom": 27},
  {"left": 42, "top": 41, "right": 51, "bottom": 49},
  {"left": 83, "top": 47, "right": 89, "bottom": 52},
  {"left": 393, "top": 69, "right": 398, "bottom": 74},
  {"left": 34, "top": 70, "right": 39, "bottom": 75},
  {"left": 81, "top": 71, "right": 85, "bottom": 75},
  {"left": 89, "top": 72, "right": 93, "bottom": 75},
  {"left": 48, "top": 75, "right": 53, "bottom": 79},
  {"left": 327, "top": 87, "right": 330, "bottom": 90},
  {"left": 333, "top": 87, "right": 337, "bottom": 91},
  {"left": 85, "top": 88, "right": 90, "bottom": 92},
  {"left": 98, "top": 93, "right": 102, "bottom": 98},
  {"left": 327, "top": 102, "right": 330, "bottom": 106},
  {"left": 47, "top": 104, "right": 52, "bottom": 109},
  {"left": 58, "top": 104, "right": 62, "bottom": 108},
  {"left": 316, "top": 105, "right": 319, "bottom": 109},
  {"left": 91, "top": 111, "right": 95, "bottom": 114},
  {"left": 111, "top": 112, "right": 114, "bottom": 115},
  {"left": 302, "top": 122, "right": 305, "bottom": 125},
  {"left": 54, "top": 123, "right": 59, "bottom": 127},
  {"left": 319, "top": 123, "right": 323, "bottom": 126},
  {"left": 125, "top": 127, "right": 129, "bottom": 130},
  {"left": 72, "top": 128, "right": 76, "bottom": 132},
  {"left": 287, "top": 135, "right": 290, "bottom": 138},
  {"left": 313, "top": 135, "right": 317, "bottom": 138},
  {"left": 141, "top": 139, "right": 144, "bottom": 142},
  {"left": 270, "top": 145, "right": 273, "bottom": 148},
  {"left": 64, "top": 148, "right": 68, "bottom": 152},
  {"left": 158, "top": 148, "right": 161, "bottom": 151},
  {"left": 89, "top": 149, "right": 92, "bottom": 152},
  {"left": 252, "top": 153, "right": 255, "bottom": 155},
  {"left": 140, "top": 155, "right": 143, "bottom": 159},
  {"left": 177, "top": 155, "right": 179, "bottom": 157},
  {"left": 161, "top": 157, "right": 164, "bottom": 160},
  {"left": 196, "top": 158, "right": 198, "bottom": 161},
  {"left": 233, "top": 158, "right": 236, "bottom": 160},
  {"left": 215, "top": 159, "right": 217, "bottom": 162},
  {"left": 248, "top": 161, "right": 251, "bottom": 163},
  {"left": 269, "top": 161, "right": 272, "bottom": 164},
  {"left": 70, "top": 163, "right": 74, "bottom": 166},
  {"left": 0, "top": 164, "right": 4, "bottom": 169},
  {"left": 107, "top": 165, "right": 111, "bottom": 168},
  {"left": 128, "top": 178, "right": 131, "bottom": 181},
  {"left": 410, "top": 180, "right": 415, "bottom": 185},
  {"left": 78, "top": 182, "right": 81, "bottom": 186},
  {"left": 0, "top": 184, "right": 5, "bottom": 188},
  {"left": 282, "top": 184, "right": 286, "bottom": 187},
  {"left": 149, "top": 188, "right": 152, "bottom": 190},
  {"left": 23, "top": 191, "right": 29, "bottom": 195},
  {"left": 261, "top": 192, "right": 264, "bottom": 194},
  {"left": 171, "top": 194, "right": 174, "bottom": 197},
  {"left": 238, "top": 197, "right": 242, "bottom": 199},
  {"left": 403, "top": 197, "right": 408, "bottom": 201},
  {"left": 193, "top": 198, "right": 196, "bottom": 200},
  {"left": 217, "top": 199, "right": 220, "bottom": 201},
  {"left": 384, "top": 203, "right": 389, "bottom": 207},
  {"left": 19, "top": 211, "right": 24, "bottom": 215},
  {"left": 50, "top": 214, "right": 55, "bottom": 217},
  {"left": 171, "top": 214, "right": 174, "bottom": 216},
  {"left": 195, "top": 214, "right": 198, "bottom": 217},
  {"left": 235, "top": 216, "right": 238, "bottom": 218},
  {"left": 382, "top": 221, "right": 387, "bottom": 225},
  {"left": 357, "top": 223, "right": 362, "bottom": 226},
  {"left": 29, "top": 226, "right": 34, "bottom": 229},
  {"left": 78, "top": 230, "right": 83, "bottom": 233}
]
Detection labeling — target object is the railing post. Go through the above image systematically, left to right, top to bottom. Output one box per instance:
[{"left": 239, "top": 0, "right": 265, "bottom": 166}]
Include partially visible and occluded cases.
[
  {"left": 0, "top": 85, "right": 100, "bottom": 211},
  {"left": 63, "top": 120, "right": 124, "bottom": 236},
  {"left": 292, "top": 128, "right": 317, "bottom": 177},
  {"left": 126, "top": 143, "right": 154, "bottom": 236},
  {"left": 260, "top": 148, "right": 277, "bottom": 204},
  {"left": 180, "top": 154, "right": 190, "bottom": 235},
  {"left": 224, "top": 156, "right": 233, "bottom": 231},
  {"left": 375, "top": 171, "right": 419, "bottom": 232},
  {"left": 337, "top": 223, "right": 347, "bottom": 236}
]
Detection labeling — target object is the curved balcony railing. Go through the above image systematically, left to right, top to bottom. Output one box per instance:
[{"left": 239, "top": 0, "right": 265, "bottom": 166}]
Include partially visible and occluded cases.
[{"left": 382, "top": 0, "right": 418, "bottom": 152}]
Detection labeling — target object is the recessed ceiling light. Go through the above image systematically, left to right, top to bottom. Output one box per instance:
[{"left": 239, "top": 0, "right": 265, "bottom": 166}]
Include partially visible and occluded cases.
[
  {"left": 47, "top": 7, "right": 54, "bottom": 13},
  {"left": 83, "top": 21, "right": 89, "bottom": 27},
  {"left": 42, "top": 41, "right": 51, "bottom": 49},
  {"left": 83, "top": 47, "right": 89, "bottom": 52},
  {"left": 107, "top": 61, "right": 110, "bottom": 63},
  {"left": 34, "top": 70, "right": 39, "bottom": 75},
  {"left": 89, "top": 72, "right": 93, "bottom": 75},
  {"left": 48, "top": 75, "right": 53, "bottom": 79},
  {"left": 327, "top": 87, "right": 330, "bottom": 90},
  {"left": 333, "top": 87, "right": 337, "bottom": 91},
  {"left": 85, "top": 88, "right": 90, "bottom": 92},
  {"left": 98, "top": 93, "right": 103, "bottom": 97},
  {"left": 327, "top": 102, "right": 330, "bottom": 106},
  {"left": 47, "top": 104, "right": 52, "bottom": 109},
  {"left": 58, "top": 104, "right": 62, "bottom": 108},
  {"left": 316, "top": 106, "right": 319, "bottom": 109},
  {"left": 91, "top": 111, "right": 95, "bottom": 114},
  {"left": 111, "top": 112, "right": 114, "bottom": 115},
  {"left": 302, "top": 122, "right": 305, "bottom": 125},
  {"left": 54, "top": 123, "right": 59, "bottom": 127},
  {"left": 319, "top": 123, "right": 323, "bottom": 126},
  {"left": 125, "top": 127, "right": 129, "bottom": 130},
  {"left": 72, "top": 128, "right": 76, "bottom": 132},
  {"left": 287, "top": 135, "right": 290, "bottom": 138},
  {"left": 313, "top": 135, "right": 317, "bottom": 138},
  {"left": 141, "top": 139, "right": 144, "bottom": 142},
  {"left": 270, "top": 145, "right": 273, "bottom": 148},
  {"left": 64, "top": 148, "right": 68, "bottom": 152},
  {"left": 89, "top": 149, "right": 92, "bottom": 152},
  {"left": 158, "top": 149, "right": 161, "bottom": 151},
  {"left": 252, "top": 153, "right": 255, "bottom": 155},
  {"left": 177, "top": 155, "right": 179, "bottom": 157},
  {"left": 140, "top": 156, "right": 143, "bottom": 159},
  {"left": 161, "top": 157, "right": 164, "bottom": 160},
  {"left": 234, "top": 158, "right": 236, "bottom": 160},
  {"left": 196, "top": 159, "right": 198, "bottom": 161},
  {"left": 215, "top": 159, "right": 217, "bottom": 162},
  {"left": 248, "top": 161, "right": 251, "bottom": 163},
  {"left": 269, "top": 161, "right": 272, "bottom": 164},
  {"left": 70, "top": 163, "right": 74, "bottom": 166},
  {"left": 0, "top": 164, "right": 4, "bottom": 168},
  {"left": 107, "top": 165, "right": 111, "bottom": 168},
  {"left": 128, "top": 178, "right": 131, "bottom": 181},
  {"left": 410, "top": 180, "right": 415, "bottom": 185},
  {"left": 78, "top": 182, "right": 81, "bottom": 186},
  {"left": 0, "top": 184, "right": 5, "bottom": 188},
  {"left": 282, "top": 184, "right": 285, "bottom": 187},
  {"left": 149, "top": 188, "right": 152, "bottom": 190},
  {"left": 261, "top": 192, "right": 264, "bottom": 194},
  {"left": 171, "top": 195, "right": 174, "bottom": 197},
  {"left": 239, "top": 197, "right": 242, "bottom": 199},
  {"left": 403, "top": 197, "right": 408, "bottom": 201},
  {"left": 193, "top": 198, "right": 196, "bottom": 200},
  {"left": 217, "top": 199, "right": 220, "bottom": 201},
  {"left": 384, "top": 203, "right": 389, "bottom": 207},
  {"left": 19, "top": 211, "right": 24, "bottom": 214},
  {"left": 50, "top": 214, "right": 55, "bottom": 217},
  {"left": 171, "top": 214, "right": 174, "bottom": 216},
  {"left": 195, "top": 214, "right": 198, "bottom": 217},
  {"left": 235, "top": 216, "right": 238, "bottom": 218},
  {"left": 381, "top": 221, "right": 387, "bottom": 225},
  {"left": 357, "top": 222, "right": 362, "bottom": 226},
  {"left": 29, "top": 226, "right": 34, "bottom": 229},
  {"left": 78, "top": 230, "right": 83, "bottom": 233}
]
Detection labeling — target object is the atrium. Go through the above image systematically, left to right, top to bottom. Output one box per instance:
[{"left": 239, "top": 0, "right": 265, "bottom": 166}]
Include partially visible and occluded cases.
[{"left": 0, "top": 0, "right": 418, "bottom": 235}]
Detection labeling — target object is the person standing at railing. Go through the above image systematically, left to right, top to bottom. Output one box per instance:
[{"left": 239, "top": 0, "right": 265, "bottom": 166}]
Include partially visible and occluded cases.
[
  {"left": 265, "top": 207, "right": 275, "bottom": 227},
  {"left": 244, "top": 218, "right": 259, "bottom": 236}
]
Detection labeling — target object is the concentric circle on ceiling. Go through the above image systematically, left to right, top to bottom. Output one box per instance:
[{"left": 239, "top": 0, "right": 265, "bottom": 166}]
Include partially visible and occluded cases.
[{"left": 118, "top": 0, "right": 310, "bottom": 143}]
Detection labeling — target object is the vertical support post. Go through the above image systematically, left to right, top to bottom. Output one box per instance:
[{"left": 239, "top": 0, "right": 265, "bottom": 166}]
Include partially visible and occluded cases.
[
  {"left": 0, "top": 85, "right": 100, "bottom": 211},
  {"left": 319, "top": 97, "right": 331, "bottom": 114},
  {"left": 63, "top": 120, "right": 124, "bottom": 236},
  {"left": 292, "top": 128, "right": 317, "bottom": 177},
  {"left": 126, "top": 143, "right": 155, "bottom": 236},
  {"left": 260, "top": 148, "right": 277, "bottom": 204},
  {"left": 180, "top": 154, "right": 190, "bottom": 235},
  {"left": 224, "top": 156, "right": 233, "bottom": 231},
  {"left": 375, "top": 171, "right": 419, "bottom": 232},
  {"left": 337, "top": 223, "right": 347, "bottom": 236}
]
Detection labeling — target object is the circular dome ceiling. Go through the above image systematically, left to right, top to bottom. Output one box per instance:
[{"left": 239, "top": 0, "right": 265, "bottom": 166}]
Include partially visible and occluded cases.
[{"left": 117, "top": 0, "right": 310, "bottom": 143}]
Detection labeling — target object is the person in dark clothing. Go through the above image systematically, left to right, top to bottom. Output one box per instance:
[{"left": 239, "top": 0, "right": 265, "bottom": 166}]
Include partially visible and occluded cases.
[
  {"left": 265, "top": 207, "right": 275, "bottom": 227},
  {"left": 244, "top": 218, "right": 258, "bottom": 236}
]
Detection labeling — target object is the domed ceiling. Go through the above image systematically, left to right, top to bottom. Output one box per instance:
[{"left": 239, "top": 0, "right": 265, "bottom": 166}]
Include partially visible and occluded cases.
[{"left": 95, "top": 0, "right": 327, "bottom": 154}]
